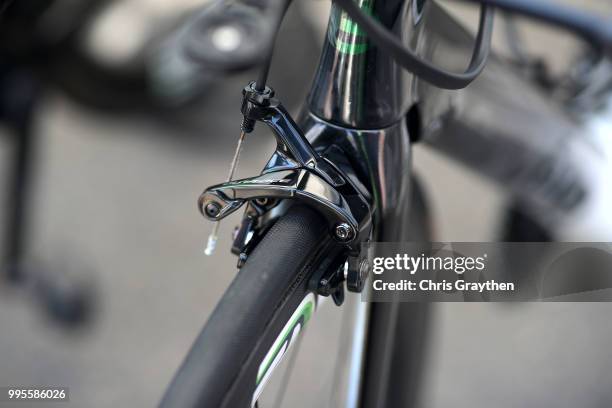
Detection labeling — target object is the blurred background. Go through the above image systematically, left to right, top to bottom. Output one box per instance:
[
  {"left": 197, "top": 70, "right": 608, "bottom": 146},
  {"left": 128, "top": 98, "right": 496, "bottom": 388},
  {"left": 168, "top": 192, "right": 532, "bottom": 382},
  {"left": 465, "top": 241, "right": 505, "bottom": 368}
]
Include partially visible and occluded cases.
[{"left": 1, "top": 0, "right": 611, "bottom": 407}]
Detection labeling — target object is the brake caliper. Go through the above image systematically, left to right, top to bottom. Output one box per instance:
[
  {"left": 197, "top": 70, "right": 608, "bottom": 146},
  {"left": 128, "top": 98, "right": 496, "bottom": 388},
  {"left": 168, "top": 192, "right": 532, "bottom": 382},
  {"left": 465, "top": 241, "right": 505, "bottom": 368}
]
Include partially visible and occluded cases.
[{"left": 198, "top": 82, "right": 373, "bottom": 305}]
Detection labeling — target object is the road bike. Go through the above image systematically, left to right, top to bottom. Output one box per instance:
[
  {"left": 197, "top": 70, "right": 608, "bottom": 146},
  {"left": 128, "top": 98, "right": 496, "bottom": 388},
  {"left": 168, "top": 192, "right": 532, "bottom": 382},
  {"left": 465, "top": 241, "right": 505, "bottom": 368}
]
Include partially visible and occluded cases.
[{"left": 159, "top": 0, "right": 612, "bottom": 406}]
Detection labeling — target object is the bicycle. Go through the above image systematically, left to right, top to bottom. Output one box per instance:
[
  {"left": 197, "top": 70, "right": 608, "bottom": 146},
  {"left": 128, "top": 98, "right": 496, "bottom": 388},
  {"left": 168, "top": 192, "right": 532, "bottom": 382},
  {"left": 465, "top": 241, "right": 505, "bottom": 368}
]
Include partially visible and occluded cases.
[{"left": 158, "top": 0, "right": 612, "bottom": 407}]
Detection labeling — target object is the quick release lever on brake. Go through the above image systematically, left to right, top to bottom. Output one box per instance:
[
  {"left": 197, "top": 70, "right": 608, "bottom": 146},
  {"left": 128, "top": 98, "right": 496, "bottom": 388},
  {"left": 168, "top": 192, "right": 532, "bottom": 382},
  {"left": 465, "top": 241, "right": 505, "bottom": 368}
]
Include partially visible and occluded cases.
[{"left": 198, "top": 82, "right": 373, "bottom": 296}]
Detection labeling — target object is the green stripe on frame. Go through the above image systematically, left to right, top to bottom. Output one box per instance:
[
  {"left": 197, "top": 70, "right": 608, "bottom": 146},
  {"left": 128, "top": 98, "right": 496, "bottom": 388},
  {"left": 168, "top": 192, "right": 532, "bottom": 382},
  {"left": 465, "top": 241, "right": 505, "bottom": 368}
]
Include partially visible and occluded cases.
[
  {"left": 333, "top": 0, "right": 373, "bottom": 54},
  {"left": 340, "top": 15, "right": 362, "bottom": 35},
  {"left": 335, "top": 40, "right": 368, "bottom": 55},
  {"left": 255, "top": 298, "right": 315, "bottom": 385}
]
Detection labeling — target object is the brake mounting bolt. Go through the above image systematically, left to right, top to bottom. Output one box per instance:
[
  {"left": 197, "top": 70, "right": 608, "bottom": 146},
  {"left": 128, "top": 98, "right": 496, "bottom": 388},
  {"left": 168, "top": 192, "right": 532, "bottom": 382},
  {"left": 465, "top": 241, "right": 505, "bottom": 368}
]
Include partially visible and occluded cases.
[
  {"left": 205, "top": 202, "right": 221, "bottom": 218},
  {"left": 334, "top": 223, "right": 353, "bottom": 241}
]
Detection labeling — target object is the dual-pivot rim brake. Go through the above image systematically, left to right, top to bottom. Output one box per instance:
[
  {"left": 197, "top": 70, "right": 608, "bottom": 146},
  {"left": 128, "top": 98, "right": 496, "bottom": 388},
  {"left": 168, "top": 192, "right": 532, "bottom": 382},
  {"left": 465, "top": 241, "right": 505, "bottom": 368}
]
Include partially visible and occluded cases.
[{"left": 198, "top": 81, "right": 373, "bottom": 302}]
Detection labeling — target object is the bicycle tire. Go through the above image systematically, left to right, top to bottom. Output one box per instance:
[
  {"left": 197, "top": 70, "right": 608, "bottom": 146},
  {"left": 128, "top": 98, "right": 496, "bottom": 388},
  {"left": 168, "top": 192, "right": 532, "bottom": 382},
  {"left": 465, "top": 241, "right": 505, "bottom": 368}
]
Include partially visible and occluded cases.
[
  {"left": 161, "top": 177, "right": 433, "bottom": 408},
  {"left": 160, "top": 204, "right": 340, "bottom": 408}
]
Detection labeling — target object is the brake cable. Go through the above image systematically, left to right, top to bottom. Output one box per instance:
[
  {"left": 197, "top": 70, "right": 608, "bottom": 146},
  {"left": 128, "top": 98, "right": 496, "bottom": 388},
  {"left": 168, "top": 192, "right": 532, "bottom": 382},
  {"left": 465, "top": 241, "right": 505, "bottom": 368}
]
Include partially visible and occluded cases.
[
  {"left": 203, "top": 0, "right": 291, "bottom": 255},
  {"left": 254, "top": 0, "right": 292, "bottom": 92},
  {"left": 332, "top": 0, "right": 495, "bottom": 90}
]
